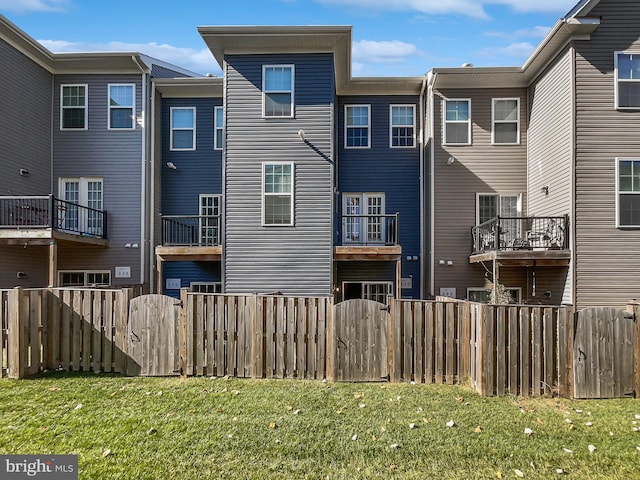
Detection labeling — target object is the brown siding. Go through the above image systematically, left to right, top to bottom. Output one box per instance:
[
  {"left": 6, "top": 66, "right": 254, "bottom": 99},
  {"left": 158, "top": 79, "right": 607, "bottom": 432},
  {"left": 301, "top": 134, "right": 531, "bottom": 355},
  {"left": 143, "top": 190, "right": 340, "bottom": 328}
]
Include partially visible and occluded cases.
[
  {"left": 574, "top": 0, "right": 640, "bottom": 308},
  {"left": 527, "top": 47, "right": 574, "bottom": 304},
  {"left": 432, "top": 87, "right": 528, "bottom": 299}
]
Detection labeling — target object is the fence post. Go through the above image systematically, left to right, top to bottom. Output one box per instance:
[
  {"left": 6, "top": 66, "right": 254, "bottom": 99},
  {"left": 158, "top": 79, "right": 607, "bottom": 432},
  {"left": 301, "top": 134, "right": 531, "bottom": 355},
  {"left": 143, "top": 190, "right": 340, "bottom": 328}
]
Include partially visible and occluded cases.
[
  {"left": 7, "top": 287, "right": 24, "bottom": 379},
  {"left": 114, "top": 288, "right": 131, "bottom": 374},
  {"left": 180, "top": 288, "right": 188, "bottom": 378},
  {"left": 326, "top": 297, "right": 336, "bottom": 382},
  {"left": 627, "top": 300, "right": 640, "bottom": 398}
]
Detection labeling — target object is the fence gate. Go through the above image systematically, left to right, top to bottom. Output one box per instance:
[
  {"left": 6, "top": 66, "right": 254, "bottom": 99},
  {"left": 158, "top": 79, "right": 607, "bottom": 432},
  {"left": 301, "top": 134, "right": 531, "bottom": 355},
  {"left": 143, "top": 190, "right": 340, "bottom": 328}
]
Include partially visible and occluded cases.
[
  {"left": 127, "top": 294, "right": 181, "bottom": 376},
  {"left": 333, "top": 299, "right": 389, "bottom": 381},
  {"left": 573, "top": 307, "right": 635, "bottom": 399}
]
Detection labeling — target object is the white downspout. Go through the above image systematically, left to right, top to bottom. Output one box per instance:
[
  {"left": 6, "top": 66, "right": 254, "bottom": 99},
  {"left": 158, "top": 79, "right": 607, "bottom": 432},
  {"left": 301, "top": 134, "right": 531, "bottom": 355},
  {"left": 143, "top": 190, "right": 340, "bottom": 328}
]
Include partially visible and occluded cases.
[
  {"left": 132, "top": 55, "right": 149, "bottom": 290},
  {"left": 428, "top": 73, "right": 436, "bottom": 298},
  {"left": 419, "top": 77, "right": 427, "bottom": 299}
]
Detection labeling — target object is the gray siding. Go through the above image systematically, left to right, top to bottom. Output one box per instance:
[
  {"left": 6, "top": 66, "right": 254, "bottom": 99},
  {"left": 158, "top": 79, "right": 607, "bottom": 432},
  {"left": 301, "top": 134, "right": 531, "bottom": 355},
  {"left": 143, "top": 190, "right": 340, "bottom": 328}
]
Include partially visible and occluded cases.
[
  {"left": 573, "top": 0, "right": 640, "bottom": 308},
  {"left": 0, "top": 38, "right": 52, "bottom": 288},
  {"left": 527, "top": 47, "right": 574, "bottom": 304},
  {"left": 223, "top": 54, "right": 334, "bottom": 295},
  {"left": 53, "top": 74, "right": 145, "bottom": 286},
  {"left": 432, "top": 87, "right": 528, "bottom": 298},
  {"left": 152, "top": 92, "right": 163, "bottom": 291}
]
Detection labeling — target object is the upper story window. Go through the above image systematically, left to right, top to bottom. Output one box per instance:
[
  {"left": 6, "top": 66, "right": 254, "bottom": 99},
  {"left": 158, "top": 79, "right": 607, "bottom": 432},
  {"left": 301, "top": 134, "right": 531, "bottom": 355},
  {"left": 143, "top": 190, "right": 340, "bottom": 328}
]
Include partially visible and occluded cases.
[
  {"left": 615, "top": 52, "right": 640, "bottom": 109},
  {"left": 263, "top": 65, "right": 294, "bottom": 117},
  {"left": 61, "top": 84, "right": 88, "bottom": 130},
  {"left": 108, "top": 84, "right": 135, "bottom": 130},
  {"left": 492, "top": 98, "right": 519, "bottom": 144},
  {"left": 444, "top": 99, "right": 471, "bottom": 145},
  {"left": 345, "top": 105, "right": 370, "bottom": 148},
  {"left": 390, "top": 105, "right": 415, "bottom": 148},
  {"left": 214, "top": 106, "right": 224, "bottom": 150},
  {"left": 170, "top": 107, "right": 196, "bottom": 151},
  {"left": 617, "top": 158, "right": 640, "bottom": 227},
  {"left": 262, "top": 162, "right": 294, "bottom": 226},
  {"left": 477, "top": 193, "right": 521, "bottom": 225}
]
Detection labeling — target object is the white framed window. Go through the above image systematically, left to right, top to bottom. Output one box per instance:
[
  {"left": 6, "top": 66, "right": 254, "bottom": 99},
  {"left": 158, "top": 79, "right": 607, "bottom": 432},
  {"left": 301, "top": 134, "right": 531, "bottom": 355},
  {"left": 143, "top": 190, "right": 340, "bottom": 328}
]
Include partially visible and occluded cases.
[
  {"left": 615, "top": 52, "right": 640, "bottom": 109},
  {"left": 263, "top": 65, "right": 294, "bottom": 117},
  {"left": 61, "top": 84, "right": 88, "bottom": 130},
  {"left": 108, "top": 84, "right": 135, "bottom": 130},
  {"left": 492, "top": 98, "right": 519, "bottom": 144},
  {"left": 444, "top": 99, "right": 471, "bottom": 145},
  {"left": 345, "top": 105, "right": 370, "bottom": 148},
  {"left": 390, "top": 105, "right": 415, "bottom": 147},
  {"left": 214, "top": 106, "right": 224, "bottom": 150},
  {"left": 170, "top": 107, "right": 196, "bottom": 150},
  {"left": 616, "top": 158, "right": 640, "bottom": 227},
  {"left": 262, "top": 162, "right": 294, "bottom": 226},
  {"left": 59, "top": 177, "right": 104, "bottom": 235},
  {"left": 342, "top": 193, "right": 386, "bottom": 244},
  {"left": 476, "top": 193, "right": 521, "bottom": 225},
  {"left": 199, "top": 194, "right": 221, "bottom": 245},
  {"left": 59, "top": 270, "right": 111, "bottom": 287},
  {"left": 343, "top": 281, "right": 393, "bottom": 304},
  {"left": 190, "top": 282, "right": 222, "bottom": 293},
  {"left": 467, "top": 287, "right": 521, "bottom": 304}
]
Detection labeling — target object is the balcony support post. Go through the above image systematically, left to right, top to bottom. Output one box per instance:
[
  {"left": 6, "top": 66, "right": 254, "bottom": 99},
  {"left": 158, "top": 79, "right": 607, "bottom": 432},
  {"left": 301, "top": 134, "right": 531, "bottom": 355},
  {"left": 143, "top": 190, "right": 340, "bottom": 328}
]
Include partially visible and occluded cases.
[
  {"left": 48, "top": 240, "right": 58, "bottom": 287},
  {"left": 156, "top": 256, "right": 164, "bottom": 294},
  {"left": 492, "top": 258, "right": 499, "bottom": 303}
]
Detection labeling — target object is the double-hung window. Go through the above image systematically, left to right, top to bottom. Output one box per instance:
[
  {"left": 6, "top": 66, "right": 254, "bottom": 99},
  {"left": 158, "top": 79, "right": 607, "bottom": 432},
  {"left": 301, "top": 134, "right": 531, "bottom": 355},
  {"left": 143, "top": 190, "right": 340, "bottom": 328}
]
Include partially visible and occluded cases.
[
  {"left": 615, "top": 52, "right": 640, "bottom": 109},
  {"left": 263, "top": 65, "right": 294, "bottom": 117},
  {"left": 61, "top": 84, "right": 88, "bottom": 130},
  {"left": 108, "top": 84, "right": 135, "bottom": 129},
  {"left": 492, "top": 98, "right": 519, "bottom": 144},
  {"left": 444, "top": 99, "right": 471, "bottom": 145},
  {"left": 345, "top": 105, "right": 370, "bottom": 148},
  {"left": 390, "top": 105, "right": 415, "bottom": 147},
  {"left": 214, "top": 106, "right": 224, "bottom": 150},
  {"left": 170, "top": 107, "right": 196, "bottom": 150},
  {"left": 617, "top": 158, "right": 640, "bottom": 227},
  {"left": 263, "top": 163, "right": 293, "bottom": 226},
  {"left": 477, "top": 193, "right": 521, "bottom": 224},
  {"left": 199, "top": 194, "right": 221, "bottom": 245},
  {"left": 59, "top": 271, "right": 111, "bottom": 287}
]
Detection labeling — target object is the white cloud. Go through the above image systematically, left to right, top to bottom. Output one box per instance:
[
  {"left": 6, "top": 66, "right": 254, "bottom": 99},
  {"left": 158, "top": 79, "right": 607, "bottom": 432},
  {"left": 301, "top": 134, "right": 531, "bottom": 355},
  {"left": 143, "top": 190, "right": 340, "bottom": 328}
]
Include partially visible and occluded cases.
[
  {"left": 0, "top": 0, "right": 70, "bottom": 13},
  {"left": 315, "top": 0, "right": 577, "bottom": 19},
  {"left": 485, "top": 25, "right": 551, "bottom": 40},
  {"left": 38, "top": 39, "right": 220, "bottom": 75},
  {"left": 353, "top": 39, "right": 422, "bottom": 64},
  {"left": 479, "top": 41, "right": 536, "bottom": 60}
]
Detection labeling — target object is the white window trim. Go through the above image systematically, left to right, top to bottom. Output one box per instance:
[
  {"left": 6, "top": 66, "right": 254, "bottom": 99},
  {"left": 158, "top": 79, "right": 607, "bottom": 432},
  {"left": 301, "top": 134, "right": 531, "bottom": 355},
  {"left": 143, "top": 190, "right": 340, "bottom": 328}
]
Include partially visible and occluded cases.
[
  {"left": 614, "top": 51, "right": 640, "bottom": 110},
  {"left": 262, "top": 64, "right": 295, "bottom": 118},
  {"left": 107, "top": 83, "right": 136, "bottom": 131},
  {"left": 60, "top": 84, "right": 88, "bottom": 131},
  {"left": 443, "top": 98, "right": 471, "bottom": 146},
  {"left": 491, "top": 98, "right": 520, "bottom": 145},
  {"left": 344, "top": 104, "right": 371, "bottom": 149},
  {"left": 389, "top": 104, "right": 416, "bottom": 148},
  {"left": 214, "top": 106, "right": 224, "bottom": 150},
  {"left": 170, "top": 107, "right": 196, "bottom": 151},
  {"left": 615, "top": 157, "right": 640, "bottom": 228},
  {"left": 262, "top": 161, "right": 294, "bottom": 227},
  {"left": 342, "top": 192, "right": 386, "bottom": 244},
  {"left": 475, "top": 192, "right": 522, "bottom": 226},
  {"left": 199, "top": 194, "right": 222, "bottom": 245},
  {"left": 58, "top": 270, "right": 111, "bottom": 287},
  {"left": 341, "top": 281, "right": 393, "bottom": 303},
  {"left": 190, "top": 282, "right": 222, "bottom": 293},
  {"left": 467, "top": 287, "right": 521, "bottom": 304}
]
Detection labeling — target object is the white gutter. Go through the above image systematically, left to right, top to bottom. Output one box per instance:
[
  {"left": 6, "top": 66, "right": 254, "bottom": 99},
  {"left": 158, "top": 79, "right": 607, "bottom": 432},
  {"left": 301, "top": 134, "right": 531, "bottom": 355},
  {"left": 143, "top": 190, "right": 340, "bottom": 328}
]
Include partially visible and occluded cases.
[
  {"left": 132, "top": 55, "right": 149, "bottom": 289},
  {"left": 418, "top": 76, "right": 427, "bottom": 299}
]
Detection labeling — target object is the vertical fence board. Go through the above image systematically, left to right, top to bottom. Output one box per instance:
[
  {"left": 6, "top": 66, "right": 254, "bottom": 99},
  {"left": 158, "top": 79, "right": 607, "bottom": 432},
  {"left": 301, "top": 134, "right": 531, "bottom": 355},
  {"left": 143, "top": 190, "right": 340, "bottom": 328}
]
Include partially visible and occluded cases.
[
  {"left": 7, "top": 289, "right": 23, "bottom": 378},
  {"left": 28, "top": 291, "right": 40, "bottom": 375},
  {"left": 71, "top": 291, "right": 81, "bottom": 371},
  {"left": 81, "top": 291, "right": 92, "bottom": 372},
  {"left": 103, "top": 291, "right": 113, "bottom": 373},
  {"left": 195, "top": 295, "right": 204, "bottom": 377},
  {"left": 216, "top": 296, "right": 225, "bottom": 376},
  {"left": 265, "top": 297, "right": 275, "bottom": 378},
  {"left": 276, "top": 297, "right": 286, "bottom": 378},
  {"left": 286, "top": 298, "right": 296, "bottom": 379},
  {"left": 317, "top": 298, "right": 327, "bottom": 380},
  {"left": 308, "top": 299, "right": 317, "bottom": 379},
  {"left": 403, "top": 301, "right": 412, "bottom": 381},
  {"left": 413, "top": 302, "right": 423, "bottom": 383},
  {"left": 435, "top": 302, "right": 444, "bottom": 384},
  {"left": 424, "top": 303, "right": 433, "bottom": 384},
  {"left": 445, "top": 303, "right": 455, "bottom": 384},
  {"left": 496, "top": 307, "right": 506, "bottom": 396},
  {"left": 508, "top": 307, "right": 519, "bottom": 395},
  {"left": 520, "top": 308, "right": 531, "bottom": 397},
  {"left": 543, "top": 308, "right": 554, "bottom": 396}
]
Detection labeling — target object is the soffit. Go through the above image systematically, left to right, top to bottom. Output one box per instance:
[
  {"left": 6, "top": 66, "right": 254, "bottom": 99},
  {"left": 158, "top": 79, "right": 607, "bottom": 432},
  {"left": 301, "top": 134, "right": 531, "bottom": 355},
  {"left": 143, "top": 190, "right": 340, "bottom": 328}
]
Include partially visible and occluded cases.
[{"left": 154, "top": 77, "right": 223, "bottom": 98}]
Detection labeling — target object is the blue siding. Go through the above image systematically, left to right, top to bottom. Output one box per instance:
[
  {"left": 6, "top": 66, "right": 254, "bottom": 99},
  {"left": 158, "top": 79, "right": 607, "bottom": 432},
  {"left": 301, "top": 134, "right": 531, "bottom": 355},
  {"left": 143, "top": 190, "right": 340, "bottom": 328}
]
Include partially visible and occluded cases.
[
  {"left": 337, "top": 95, "right": 421, "bottom": 298},
  {"left": 161, "top": 97, "right": 223, "bottom": 215},
  {"left": 163, "top": 261, "right": 221, "bottom": 297}
]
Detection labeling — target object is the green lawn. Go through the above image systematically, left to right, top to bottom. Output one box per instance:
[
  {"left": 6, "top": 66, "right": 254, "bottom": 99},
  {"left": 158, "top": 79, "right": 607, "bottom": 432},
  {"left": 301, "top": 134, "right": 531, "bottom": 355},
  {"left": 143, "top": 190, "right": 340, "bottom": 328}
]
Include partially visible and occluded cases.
[{"left": 1, "top": 374, "right": 639, "bottom": 479}]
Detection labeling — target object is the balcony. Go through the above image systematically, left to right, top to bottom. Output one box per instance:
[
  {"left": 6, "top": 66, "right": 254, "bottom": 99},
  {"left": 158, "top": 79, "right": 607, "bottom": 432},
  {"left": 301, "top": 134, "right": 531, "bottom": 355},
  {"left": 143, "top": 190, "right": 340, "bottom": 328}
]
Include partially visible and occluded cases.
[
  {"left": 0, "top": 195, "right": 108, "bottom": 246},
  {"left": 335, "top": 213, "right": 401, "bottom": 261},
  {"left": 155, "top": 215, "right": 222, "bottom": 262},
  {"left": 470, "top": 215, "right": 570, "bottom": 266}
]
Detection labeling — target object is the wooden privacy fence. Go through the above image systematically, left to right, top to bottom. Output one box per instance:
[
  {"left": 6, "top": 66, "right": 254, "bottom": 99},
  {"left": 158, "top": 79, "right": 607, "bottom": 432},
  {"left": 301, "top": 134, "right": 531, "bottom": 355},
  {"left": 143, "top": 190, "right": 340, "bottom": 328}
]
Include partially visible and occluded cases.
[
  {"left": 1, "top": 287, "right": 132, "bottom": 379},
  {"left": 2, "top": 287, "right": 640, "bottom": 400}
]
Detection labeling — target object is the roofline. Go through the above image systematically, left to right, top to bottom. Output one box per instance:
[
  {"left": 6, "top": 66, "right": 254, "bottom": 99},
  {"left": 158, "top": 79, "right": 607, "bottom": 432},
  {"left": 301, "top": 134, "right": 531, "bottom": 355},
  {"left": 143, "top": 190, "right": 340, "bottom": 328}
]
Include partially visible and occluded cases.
[
  {"left": 565, "top": 0, "right": 601, "bottom": 18},
  {"left": 153, "top": 77, "right": 223, "bottom": 98}
]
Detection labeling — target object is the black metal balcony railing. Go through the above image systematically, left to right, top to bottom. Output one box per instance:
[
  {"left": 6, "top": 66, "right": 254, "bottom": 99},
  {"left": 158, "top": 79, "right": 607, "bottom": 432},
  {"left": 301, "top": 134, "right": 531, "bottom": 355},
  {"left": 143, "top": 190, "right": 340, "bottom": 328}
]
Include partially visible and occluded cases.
[
  {"left": 0, "top": 195, "right": 107, "bottom": 238},
  {"left": 338, "top": 213, "right": 399, "bottom": 246},
  {"left": 161, "top": 215, "right": 221, "bottom": 246},
  {"left": 471, "top": 215, "right": 569, "bottom": 254}
]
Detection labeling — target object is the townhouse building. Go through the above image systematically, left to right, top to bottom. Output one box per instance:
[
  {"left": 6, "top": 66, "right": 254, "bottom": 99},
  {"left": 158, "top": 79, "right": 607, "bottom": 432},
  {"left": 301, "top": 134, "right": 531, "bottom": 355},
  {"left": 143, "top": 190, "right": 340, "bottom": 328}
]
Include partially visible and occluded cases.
[{"left": 1, "top": 0, "right": 639, "bottom": 309}]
